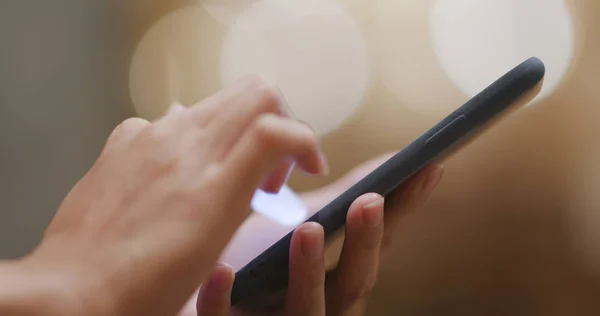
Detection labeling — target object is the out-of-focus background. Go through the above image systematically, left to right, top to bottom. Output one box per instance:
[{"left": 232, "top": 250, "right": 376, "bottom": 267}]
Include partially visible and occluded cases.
[{"left": 1, "top": 0, "right": 600, "bottom": 314}]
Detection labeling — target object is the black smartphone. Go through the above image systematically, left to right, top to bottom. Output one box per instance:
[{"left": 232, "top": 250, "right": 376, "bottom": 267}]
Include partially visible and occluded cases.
[{"left": 231, "top": 57, "right": 546, "bottom": 305}]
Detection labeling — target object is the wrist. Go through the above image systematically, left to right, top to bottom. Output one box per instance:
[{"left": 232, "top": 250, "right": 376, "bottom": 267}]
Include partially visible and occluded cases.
[
  {"left": 2, "top": 245, "right": 116, "bottom": 316},
  {"left": 0, "top": 258, "right": 77, "bottom": 316}
]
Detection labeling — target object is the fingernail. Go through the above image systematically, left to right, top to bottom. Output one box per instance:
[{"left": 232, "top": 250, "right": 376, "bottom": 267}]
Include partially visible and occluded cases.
[
  {"left": 167, "top": 102, "right": 186, "bottom": 115},
  {"left": 363, "top": 196, "right": 384, "bottom": 227},
  {"left": 299, "top": 223, "right": 324, "bottom": 259},
  {"left": 207, "top": 263, "right": 234, "bottom": 292}
]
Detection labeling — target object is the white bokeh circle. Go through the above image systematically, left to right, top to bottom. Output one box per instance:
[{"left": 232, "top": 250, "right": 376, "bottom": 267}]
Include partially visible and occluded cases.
[
  {"left": 199, "top": 0, "right": 259, "bottom": 25},
  {"left": 219, "top": 0, "right": 370, "bottom": 136},
  {"left": 372, "top": 0, "right": 467, "bottom": 115},
  {"left": 430, "top": 0, "right": 575, "bottom": 103},
  {"left": 129, "top": 6, "right": 225, "bottom": 120}
]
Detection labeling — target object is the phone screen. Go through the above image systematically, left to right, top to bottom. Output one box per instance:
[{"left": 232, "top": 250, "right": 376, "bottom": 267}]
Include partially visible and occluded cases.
[{"left": 221, "top": 185, "right": 312, "bottom": 270}]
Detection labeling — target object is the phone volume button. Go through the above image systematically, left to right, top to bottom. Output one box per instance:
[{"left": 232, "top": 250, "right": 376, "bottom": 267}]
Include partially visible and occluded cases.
[{"left": 425, "top": 115, "right": 467, "bottom": 145}]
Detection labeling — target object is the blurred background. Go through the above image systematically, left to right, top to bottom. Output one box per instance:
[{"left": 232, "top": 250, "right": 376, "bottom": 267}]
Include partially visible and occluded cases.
[{"left": 1, "top": 0, "right": 600, "bottom": 314}]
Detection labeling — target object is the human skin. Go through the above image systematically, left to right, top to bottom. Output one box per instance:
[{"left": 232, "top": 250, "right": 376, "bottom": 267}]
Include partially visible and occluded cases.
[
  {"left": 0, "top": 76, "right": 330, "bottom": 316},
  {"left": 0, "top": 76, "right": 443, "bottom": 316},
  {"left": 184, "top": 155, "right": 444, "bottom": 315}
]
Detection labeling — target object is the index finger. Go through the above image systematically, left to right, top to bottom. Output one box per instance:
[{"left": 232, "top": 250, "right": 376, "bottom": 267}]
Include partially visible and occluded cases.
[{"left": 222, "top": 113, "right": 328, "bottom": 208}]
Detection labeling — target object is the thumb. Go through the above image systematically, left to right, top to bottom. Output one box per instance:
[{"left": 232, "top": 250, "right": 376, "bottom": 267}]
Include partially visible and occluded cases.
[{"left": 196, "top": 263, "right": 234, "bottom": 316}]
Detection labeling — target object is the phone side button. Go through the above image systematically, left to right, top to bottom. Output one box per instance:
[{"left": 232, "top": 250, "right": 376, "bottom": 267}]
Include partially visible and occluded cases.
[{"left": 425, "top": 115, "right": 467, "bottom": 144}]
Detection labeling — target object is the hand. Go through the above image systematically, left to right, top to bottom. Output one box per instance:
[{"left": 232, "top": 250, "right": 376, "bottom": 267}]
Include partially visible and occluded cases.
[
  {"left": 23, "top": 76, "right": 328, "bottom": 316},
  {"left": 186, "top": 158, "right": 444, "bottom": 315},
  {"left": 197, "top": 193, "right": 382, "bottom": 316}
]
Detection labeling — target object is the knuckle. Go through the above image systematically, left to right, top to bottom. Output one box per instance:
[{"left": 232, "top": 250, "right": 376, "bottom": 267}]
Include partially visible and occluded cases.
[
  {"left": 238, "top": 74, "right": 265, "bottom": 83},
  {"left": 239, "top": 74, "right": 272, "bottom": 89},
  {"left": 244, "top": 75, "right": 282, "bottom": 112},
  {"left": 256, "top": 84, "right": 282, "bottom": 112},
  {"left": 250, "top": 115, "right": 278, "bottom": 148},
  {"left": 250, "top": 116, "right": 319, "bottom": 154},
  {"left": 108, "top": 117, "right": 150, "bottom": 142},
  {"left": 120, "top": 117, "right": 151, "bottom": 129},
  {"left": 102, "top": 118, "right": 151, "bottom": 157},
  {"left": 141, "top": 122, "right": 170, "bottom": 145},
  {"left": 138, "top": 125, "right": 181, "bottom": 172},
  {"left": 296, "top": 125, "right": 318, "bottom": 150},
  {"left": 144, "top": 145, "right": 179, "bottom": 176}
]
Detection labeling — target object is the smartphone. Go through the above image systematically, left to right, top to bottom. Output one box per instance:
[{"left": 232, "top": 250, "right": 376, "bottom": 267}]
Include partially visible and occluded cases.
[{"left": 231, "top": 57, "right": 546, "bottom": 305}]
